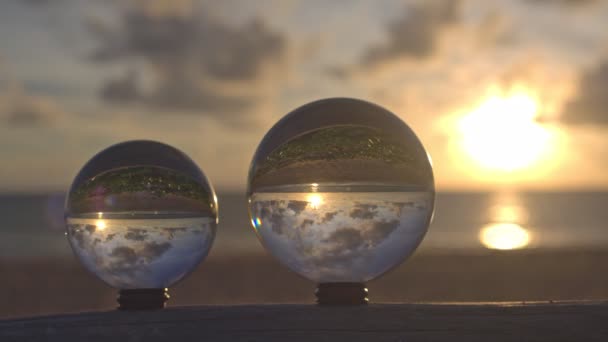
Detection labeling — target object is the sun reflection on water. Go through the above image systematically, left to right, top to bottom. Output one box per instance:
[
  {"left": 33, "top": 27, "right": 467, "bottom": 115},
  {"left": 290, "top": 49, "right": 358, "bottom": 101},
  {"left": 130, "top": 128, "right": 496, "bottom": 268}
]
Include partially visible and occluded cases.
[
  {"left": 479, "top": 193, "right": 532, "bottom": 250},
  {"left": 479, "top": 223, "right": 531, "bottom": 250}
]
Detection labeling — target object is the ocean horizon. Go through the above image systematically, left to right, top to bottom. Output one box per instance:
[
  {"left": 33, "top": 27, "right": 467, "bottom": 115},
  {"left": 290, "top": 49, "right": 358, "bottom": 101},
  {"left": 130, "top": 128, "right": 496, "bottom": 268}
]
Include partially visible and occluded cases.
[{"left": 1, "top": 190, "right": 606, "bottom": 259}]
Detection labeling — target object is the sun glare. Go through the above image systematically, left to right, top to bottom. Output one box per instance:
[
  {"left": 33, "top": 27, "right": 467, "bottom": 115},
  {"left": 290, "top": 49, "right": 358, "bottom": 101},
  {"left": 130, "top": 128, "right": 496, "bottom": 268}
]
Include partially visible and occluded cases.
[
  {"left": 457, "top": 90, "right": 553, "bottom": 172},
  {"left": 307, "top": 194, "right": 323, "bottom": 209},
  {"left": 95, "top": 219, "right": 106, "bottom": 230},
  {"left": 479, "top": 223, "right": 531, "bottom": 250}
]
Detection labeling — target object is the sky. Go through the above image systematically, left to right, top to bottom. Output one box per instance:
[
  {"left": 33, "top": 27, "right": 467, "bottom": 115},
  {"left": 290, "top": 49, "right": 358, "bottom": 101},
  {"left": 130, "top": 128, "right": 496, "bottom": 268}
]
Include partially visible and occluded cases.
[{"left": 1, "top": 0, "right": 608, "bottom": 192}]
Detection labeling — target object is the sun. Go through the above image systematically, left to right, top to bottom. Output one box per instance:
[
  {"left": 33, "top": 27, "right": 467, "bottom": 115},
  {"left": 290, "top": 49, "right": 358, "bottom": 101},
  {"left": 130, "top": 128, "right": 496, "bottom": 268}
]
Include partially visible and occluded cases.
[
  {"left": 456, "top": 89, "right": 553, "bottom": 172},
  {"left": 306, "top": 194, "right": 323, "bottom": 209},
  {"left": 95, "top": 219, "right": 106, "bottom": 230}
]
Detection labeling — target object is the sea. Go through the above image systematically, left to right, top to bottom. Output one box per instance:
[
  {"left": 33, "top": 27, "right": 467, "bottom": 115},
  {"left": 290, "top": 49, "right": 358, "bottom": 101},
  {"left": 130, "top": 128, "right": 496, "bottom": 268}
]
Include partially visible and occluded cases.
[{"left": 1, "top": 191, "right": 607, "bottom": 260}]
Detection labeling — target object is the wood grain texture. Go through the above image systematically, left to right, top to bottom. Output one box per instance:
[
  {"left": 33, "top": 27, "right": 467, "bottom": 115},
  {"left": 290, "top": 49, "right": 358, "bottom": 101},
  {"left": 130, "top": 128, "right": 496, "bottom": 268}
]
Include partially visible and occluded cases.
[{"left": 1, "top": 302, "right": 607, "bottom": 341}]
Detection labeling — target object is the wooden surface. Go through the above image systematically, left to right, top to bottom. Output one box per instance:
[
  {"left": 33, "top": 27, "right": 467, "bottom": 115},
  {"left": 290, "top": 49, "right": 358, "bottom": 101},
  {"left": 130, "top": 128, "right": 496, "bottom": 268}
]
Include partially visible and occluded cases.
[{"left": 1, "top": 302, "right": 607, "bottom": 341}]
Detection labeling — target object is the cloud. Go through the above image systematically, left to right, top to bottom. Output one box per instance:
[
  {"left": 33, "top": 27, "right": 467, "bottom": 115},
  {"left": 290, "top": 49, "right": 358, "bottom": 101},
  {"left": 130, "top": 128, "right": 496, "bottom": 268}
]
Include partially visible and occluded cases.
[
  {"left": 14, "top": 0, "right": 57, "bottom": 6},
  {"left": 360, "top": 0, "right": 462, "bottom": 68},
  {"left": 526, "top": 0, "right": 599, "bottom": 7},
  {"left": 90, "top": 3, "right": 286, "bottom": 122},
  {"left": 475, "top": 12, "right": 516, "bottom": 48},
  {"left": 561, "top": 60, "right": 608, "bottom": 125},
  {"left": 100, "top": 70, "right": 141, "bottom": 104},
  {"left": 0, "top": 88, "right": 66, "bottom": 126},
  {"left": 287, "top": 201, "right": 308, "bottom": 215},
  {"left": 349, "top": 204, "right": 378, "bottom": 220},
  {"left": 322, "top": 211, "right": 338, "bottom": 223},
  {"left": 363, "top": 219, "right": 400, "bottom": 245},
  {"left": 124, "top": 228, "right": 148, "bottom": 241},
  {"left": 324, "top": 228, "right": 364, "bottom": 252},
  {"left": 140, "top": 241, "right": 172, "bottom": 260},
  {"left": 110, "top": 246, "right": 138, "bottom": 265}
]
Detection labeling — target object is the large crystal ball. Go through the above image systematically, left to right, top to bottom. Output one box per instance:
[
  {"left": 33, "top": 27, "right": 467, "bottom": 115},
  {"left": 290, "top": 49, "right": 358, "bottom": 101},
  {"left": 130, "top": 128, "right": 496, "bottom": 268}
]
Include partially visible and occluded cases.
[{"left": 247, "top": 98, "right": 434, "bottom": 283}]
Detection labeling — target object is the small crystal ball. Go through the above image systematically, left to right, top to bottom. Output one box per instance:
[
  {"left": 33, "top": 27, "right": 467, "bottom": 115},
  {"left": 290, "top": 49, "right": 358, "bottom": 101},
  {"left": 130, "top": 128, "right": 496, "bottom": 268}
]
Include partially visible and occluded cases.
[{"left": 65, "top": 140, "right": 217, "bottom": 289}]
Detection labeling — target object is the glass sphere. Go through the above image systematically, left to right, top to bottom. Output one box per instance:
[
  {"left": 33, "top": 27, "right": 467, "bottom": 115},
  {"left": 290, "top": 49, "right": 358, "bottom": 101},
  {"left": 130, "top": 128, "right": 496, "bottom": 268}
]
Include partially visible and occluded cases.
[
  {"left": 247, "top": 98, "right": 434, "bottom": 283},
  {"left": 65, "top": 140, "right": 217, "bottom": 289}
]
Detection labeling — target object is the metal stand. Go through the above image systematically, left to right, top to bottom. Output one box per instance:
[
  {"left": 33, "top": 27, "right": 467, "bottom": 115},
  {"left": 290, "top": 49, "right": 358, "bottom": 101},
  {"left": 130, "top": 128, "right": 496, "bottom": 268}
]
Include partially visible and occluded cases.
[
  {"left": 315, "top": 283, "right": 368, "bottom": 305},
  {"left": 117, "top": 288, "right": 170, "bottom": 310}
]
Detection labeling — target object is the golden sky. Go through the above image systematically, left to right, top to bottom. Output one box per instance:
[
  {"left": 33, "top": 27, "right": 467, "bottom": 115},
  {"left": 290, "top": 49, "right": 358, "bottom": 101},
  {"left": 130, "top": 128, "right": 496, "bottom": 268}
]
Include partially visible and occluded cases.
[{"left": 0, "top": 0, "right": 607, "bottom": 191}]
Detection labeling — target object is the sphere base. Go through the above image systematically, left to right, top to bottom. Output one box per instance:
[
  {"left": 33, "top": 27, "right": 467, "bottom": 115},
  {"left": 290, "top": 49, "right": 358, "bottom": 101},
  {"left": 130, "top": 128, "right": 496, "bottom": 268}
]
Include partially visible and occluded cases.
[
  {"left": 315, "top": 282, "right": 368, "bottom": 305},
  {"left": 117, "top": 288, "right": 169, "bottom": 310}
]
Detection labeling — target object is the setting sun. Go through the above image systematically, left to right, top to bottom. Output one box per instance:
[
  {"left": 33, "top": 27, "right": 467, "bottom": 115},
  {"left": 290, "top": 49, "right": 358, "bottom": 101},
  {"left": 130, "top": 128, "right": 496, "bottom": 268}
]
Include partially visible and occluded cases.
[
  {"left": 457, "top": 90, "right": 553, "bottom": 172},
  {"left": 306, "top": 194, "right": 323, "bottom": 209},
  {"left": 95, "top": 219, "right": 106, "bottom": 230}
]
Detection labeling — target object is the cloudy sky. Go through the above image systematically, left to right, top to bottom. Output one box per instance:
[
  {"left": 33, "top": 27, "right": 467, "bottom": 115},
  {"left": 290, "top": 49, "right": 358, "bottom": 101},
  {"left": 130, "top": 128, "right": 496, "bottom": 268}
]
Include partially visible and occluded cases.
[{"left": 1, "top": 0, "right": 607, "bottom": 192}]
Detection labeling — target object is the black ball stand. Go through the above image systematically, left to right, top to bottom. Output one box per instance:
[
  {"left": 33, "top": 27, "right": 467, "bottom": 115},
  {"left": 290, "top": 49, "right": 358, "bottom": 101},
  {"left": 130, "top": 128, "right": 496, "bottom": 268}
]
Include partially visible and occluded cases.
[
  {"left": 315, "top": 282, "right": 369, "bottom": 305},
  {"left": 117, "top": 288, "right": 170, "bottom": 310}
]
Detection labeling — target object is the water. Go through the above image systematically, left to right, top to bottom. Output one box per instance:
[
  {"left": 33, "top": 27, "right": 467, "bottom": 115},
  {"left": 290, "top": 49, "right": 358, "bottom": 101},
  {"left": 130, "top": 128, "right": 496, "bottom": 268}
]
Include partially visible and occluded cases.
[
  {"left": 249, "top": 186, "right": 434, "bottom": 282},
  {"left": 65, "top": 212, "right": 215, "bottom": 289}
]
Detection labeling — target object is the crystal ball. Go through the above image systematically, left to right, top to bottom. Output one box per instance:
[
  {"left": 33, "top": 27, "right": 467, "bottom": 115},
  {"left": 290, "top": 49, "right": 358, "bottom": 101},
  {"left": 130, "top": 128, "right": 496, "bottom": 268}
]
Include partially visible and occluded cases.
[
  {"left": 247, "top": 98, "right": 434, "bottom": 283},
  {"left": 65, "top": 140, "right": 217, "bottom": 289}
]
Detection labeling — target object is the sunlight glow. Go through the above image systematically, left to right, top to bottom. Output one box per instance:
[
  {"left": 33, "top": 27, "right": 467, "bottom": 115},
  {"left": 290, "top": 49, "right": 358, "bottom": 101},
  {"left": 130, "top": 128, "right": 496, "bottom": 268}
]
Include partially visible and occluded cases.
[
  {"left": 457, "top": 90, "right": 553, "bottom": 172},
  {"left": 307, "top": 194, "right": 323, "bottom": 209},
  {"left": 490, "top": 204, "right": 528, "bottom": 224},
  {"left": 95, "top": 219, "right": 106, "bottom": 230},
  {"left": 479, "top": 223, "right": 531, "bottom": 250}
]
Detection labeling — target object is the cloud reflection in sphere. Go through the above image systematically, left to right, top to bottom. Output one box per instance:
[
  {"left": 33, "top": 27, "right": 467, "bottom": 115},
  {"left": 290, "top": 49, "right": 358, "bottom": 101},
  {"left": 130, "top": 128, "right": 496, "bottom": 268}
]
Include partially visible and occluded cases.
[
  {"left": 247, "top": 98, "right": 435, "bottom": 283},
  {"left": 65, "top": 140, "right": 218, "bottom": 289}
]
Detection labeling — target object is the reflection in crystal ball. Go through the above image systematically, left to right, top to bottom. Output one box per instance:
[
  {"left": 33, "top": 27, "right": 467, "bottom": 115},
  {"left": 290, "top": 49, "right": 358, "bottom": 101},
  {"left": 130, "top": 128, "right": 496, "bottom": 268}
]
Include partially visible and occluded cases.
[
  {"left": 247, "top": 98, "right": 434, "bottom": 283},
  {"left": 65, "top": 140, "right": 217, "bottom": 289}
]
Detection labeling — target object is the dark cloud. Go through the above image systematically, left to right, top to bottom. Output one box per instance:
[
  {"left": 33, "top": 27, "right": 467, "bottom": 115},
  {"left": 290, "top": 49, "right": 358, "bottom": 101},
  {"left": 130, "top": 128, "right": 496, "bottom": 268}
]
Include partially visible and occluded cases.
[
  {"left": 15, "top": 0, "right": 56, "bottom": 5},
  {"left": 361, "top": 0, "right": 461, "bottom": 67},
  {"left": 526, "top": 0, "right": 599, "bottom": 7},
  {"left": 90, "top": 5, "right": 286, "bottom": 120},
  {"left": 561, "top": 60, "right": 608, "bottom": 125},
  {"left": 324, "top": 66, "right": 350, "bottom": 80},
  {"left": 100, "top": 71, "right": 140, "bottom": 104},
  {"left": 0, "top": 91, "right": 66, "bottom": 126},
  {"left": 5, "top": 106, "right": 48, "bottom": 126},
  {"left": 287, "top": 201, "right": 308, "bottom": 215},
  {"left": 257, "top": 202, "right": 287, "bottom": 234},
  {"left": 350, "top": 204, "right": 378, "bottom": 220},
  {"left": 322, "top": 211, "right": 338, "bottom": 223},
  {"left": 270, "top": 213, "right": 284, "bottom": 234},
  {"left": 299, "top": 219, "right": 314, "bottom": 229},
  {"left": 320, "top": 219, "right": 399, "bottom": 257},
  {"left": 364, "top": 219, "right": 400, "bottom": 246},
  {"left": 84, "top": 224, "right": 96, "bottom": 234},
  {"left": 67, "top": 225, "right": 85, "bottom": 249},
  {"left": 161, "top": 227, "right": 188, "bottom": 240},
  {"left": 124, "top": 228, "right": 148, "bottom": 241},
  {"left": 324, "top": 228, "right": 364, "bottom": 252},
  {"left": 140, "top": 241, "right": 172, "bottom": 261},
  {"left": 110, "top": 246, "right": 138, "bottom": 265}
]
